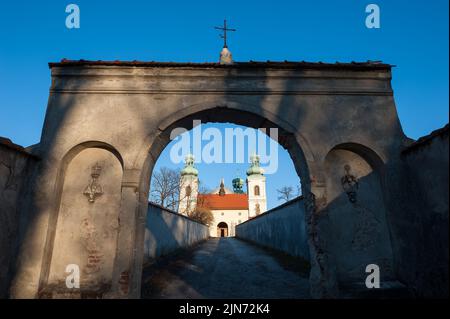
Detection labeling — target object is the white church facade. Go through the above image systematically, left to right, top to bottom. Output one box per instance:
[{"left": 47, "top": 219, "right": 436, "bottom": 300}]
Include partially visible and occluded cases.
[{"left": 178, "top": 154, "right": 267, "bottom": 237}]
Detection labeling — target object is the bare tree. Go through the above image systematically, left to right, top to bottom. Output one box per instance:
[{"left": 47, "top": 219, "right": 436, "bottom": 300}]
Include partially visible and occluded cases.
[
  {"left": 149, "top": 167, "right": 181, "bottom": 211},
  {"left": 150, "top": 168, "right": 211, "bottom": 213},
  {"left": 198, "top": 183, "right": 211, "bottom": 195},
  {"left": 277, "top": 186, "right": 294, "bottom": 202},
  {"left": 190, "top": 193, "right": 214, "bottom": 226},
  {"left": 189, "top": 206, "right": 214, "bottom": 226}
]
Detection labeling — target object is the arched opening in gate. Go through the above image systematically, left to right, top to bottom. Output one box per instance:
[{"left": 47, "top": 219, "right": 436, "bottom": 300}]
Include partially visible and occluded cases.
[{"left": 139, "top": 106, "right": 312, "bottom": 298}]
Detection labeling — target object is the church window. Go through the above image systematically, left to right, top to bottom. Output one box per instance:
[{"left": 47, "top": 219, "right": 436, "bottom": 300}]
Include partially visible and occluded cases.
[
  {"left": 185, "top": 185, "right": 192, "bottom": 197},
  {"left": 254, "top": 185, "right": 260, "bottom": 196},
  {"left": 255, "top": 203, "right": 261, "bottom": 215},
  {"left": 221, "top": 212, "right": 224, "bottom": 216},
  {"left": 238, "top": 212, "right": 241, "bottom": 216}
]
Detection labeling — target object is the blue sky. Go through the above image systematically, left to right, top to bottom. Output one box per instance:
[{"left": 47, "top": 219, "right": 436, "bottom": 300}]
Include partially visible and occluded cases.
[{"left": 0, "top": 1, "right": 448, "bottom": 208}]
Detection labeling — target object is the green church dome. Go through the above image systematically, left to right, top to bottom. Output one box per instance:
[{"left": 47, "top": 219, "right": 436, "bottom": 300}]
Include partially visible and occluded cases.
[
  {"left": 246, "top": 153, "right": 264, "bottom": 176},
  {"left": 180, "top": 154, "right": 198, "bottom": 176},
  {"left": 232, "top": 177, "right": 244, "bottom": 193}
]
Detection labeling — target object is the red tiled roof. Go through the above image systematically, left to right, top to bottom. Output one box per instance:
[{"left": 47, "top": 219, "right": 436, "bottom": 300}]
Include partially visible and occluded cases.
[{"left": 198, "top": 194, "right": 248, "bottom": 210}]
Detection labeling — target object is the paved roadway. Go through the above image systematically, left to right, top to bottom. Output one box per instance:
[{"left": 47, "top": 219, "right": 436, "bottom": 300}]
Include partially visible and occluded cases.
[{"left": 141, "top": 237, "right": 310, "bottom": 299}]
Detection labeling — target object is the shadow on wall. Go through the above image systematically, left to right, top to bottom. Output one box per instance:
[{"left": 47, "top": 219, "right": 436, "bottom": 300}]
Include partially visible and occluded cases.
[
  {"left": 8, "top": 60, "right": 418, "bottom": 299},
  {"left": 8, "top": 70, "right": 88, "bottom": 298},
  {"left": 399, "top": 125, "right": 449, "bottom": 298},
  {"left": 0, "top": 140, "right": 39, "bottom": 298},
  {"left": 236, "top": 142, "right": 397, "bottom": 295},
  {"left": 38, "top": 146, "right": 124, "bottom": 298},
  {"left": 323, "top": 146, "right": 395, "bottom": 285},
  {"left": 323, "top": 171, "right": 395, "bottom": 286},
  {"left": 236, "top": 196, "right": 310, "bottom": 261},
  {"left": 144, "top": 202, "right": 209, "bottom": 261}
]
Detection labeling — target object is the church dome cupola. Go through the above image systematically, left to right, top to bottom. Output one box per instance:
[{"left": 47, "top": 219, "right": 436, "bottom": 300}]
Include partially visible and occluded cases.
[
  {"left": 246, "top": 153, "right": 264, "bottom": 176},
  {"left": 246, "top": 153, "right": 267, "bottom": 218},
  {"left": 180, "top": 154, "right": 198, "bottom": 176},
  {"left": 232, "top": 177, "right": 244, "bottom": 193}
]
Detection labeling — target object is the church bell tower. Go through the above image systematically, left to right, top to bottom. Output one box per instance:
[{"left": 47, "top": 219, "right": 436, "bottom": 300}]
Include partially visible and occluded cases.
[
  {"left": 246, "top": 153, "right": 267, "bottom": 217},
  {"left": 178, "top": 154, "right": 199, "bottom": 215}
]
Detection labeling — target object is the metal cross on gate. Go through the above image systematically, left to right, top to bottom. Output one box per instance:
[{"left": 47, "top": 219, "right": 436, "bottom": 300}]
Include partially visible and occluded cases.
[{"left": 214, "top": 19, "right": 236, "bottom": 48}]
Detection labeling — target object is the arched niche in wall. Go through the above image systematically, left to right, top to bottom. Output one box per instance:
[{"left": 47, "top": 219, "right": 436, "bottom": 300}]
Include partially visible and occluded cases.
[
  {"left": 324, "top": 143, "right": 394, "bottom": 284},
  {"left": 43, "top": 146, "right": 123, "bottom": 297}
]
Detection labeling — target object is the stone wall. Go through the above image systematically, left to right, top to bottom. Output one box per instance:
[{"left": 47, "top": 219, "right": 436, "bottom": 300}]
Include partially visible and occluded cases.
[
  {"left": 7, "top": 61, "right": 434, "bottom": 298},
  {"left": 395, "top": 125, "right": 449, "bottom": 297},
  {"left": 0, "top": 138, "right": 38, "bottom": 298},
  {"left": 235, "top": 196, "right": 309, "bottom": 261},
  {"left": 144, "top": 202, "right": 209, "bottom": 261}
]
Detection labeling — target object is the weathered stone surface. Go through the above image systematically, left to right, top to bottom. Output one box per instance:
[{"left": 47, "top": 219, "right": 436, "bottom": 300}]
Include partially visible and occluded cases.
[
  {"left": 3, "top": 61, "right": 447, "bottom": 298},
  {"left": 396, "top": 125, "right": 449, "bottom": 297},
  {"left": 0, "top": 139, "right": 38, "bottom": 298},
  {"left": 43, "top": 148, "right": 123, "bottom": 298},
  {"left": 324, "top": 148, "right": 394, "bottom": 283}
]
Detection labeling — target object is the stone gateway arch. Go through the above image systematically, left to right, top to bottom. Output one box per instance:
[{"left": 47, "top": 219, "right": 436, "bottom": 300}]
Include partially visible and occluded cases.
[{"left": 7, "top": 60, "right": 437, "bottom": 298}]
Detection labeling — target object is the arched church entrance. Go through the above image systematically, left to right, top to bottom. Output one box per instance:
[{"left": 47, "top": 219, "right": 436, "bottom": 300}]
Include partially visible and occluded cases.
[{"left": 217, "top": 222, "right": 229, "bottom": 237}]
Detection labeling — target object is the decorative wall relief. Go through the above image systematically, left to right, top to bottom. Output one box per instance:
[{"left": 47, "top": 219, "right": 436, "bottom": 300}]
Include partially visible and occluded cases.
[
  {"left": 83, "top": 162, "right": 103, "bottom": 203},
  {"left": 341, "top": 164, "right": 359, "bottom": 203}
]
